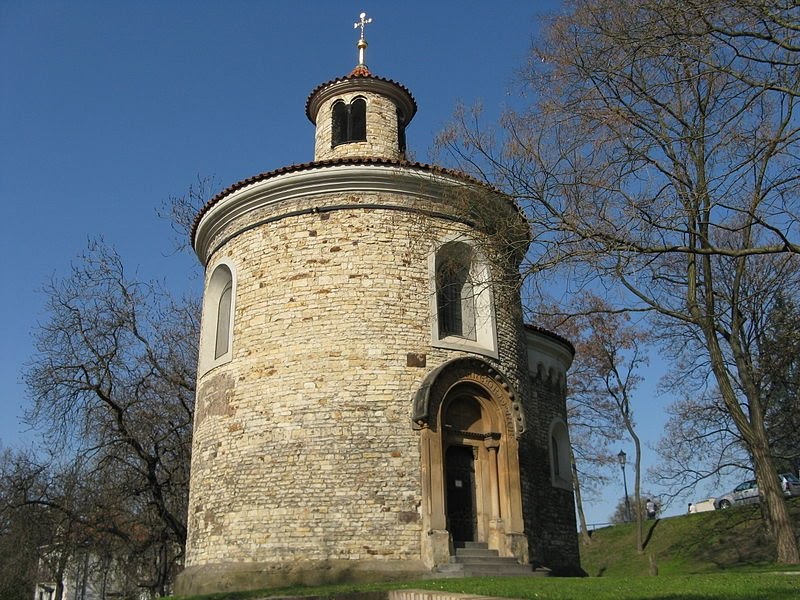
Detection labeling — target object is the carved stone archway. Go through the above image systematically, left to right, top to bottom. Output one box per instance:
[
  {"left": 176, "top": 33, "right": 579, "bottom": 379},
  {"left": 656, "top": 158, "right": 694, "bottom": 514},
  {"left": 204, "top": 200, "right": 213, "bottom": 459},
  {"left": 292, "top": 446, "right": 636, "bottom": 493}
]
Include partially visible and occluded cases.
[{"left": 413, "top": 357, "right": 529, "bottom": 569}]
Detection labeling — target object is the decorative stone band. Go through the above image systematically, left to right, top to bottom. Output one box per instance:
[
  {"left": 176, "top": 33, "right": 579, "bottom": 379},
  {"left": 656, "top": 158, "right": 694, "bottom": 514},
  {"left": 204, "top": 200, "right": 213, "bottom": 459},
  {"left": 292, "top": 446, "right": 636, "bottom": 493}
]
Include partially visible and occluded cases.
[
  {"left": 193, "top": 163, "right": 512, "bottom": 264},
  {"left": 524, "top": 326, "right": 575, "bottom": 390},
  {"left": 411, "top": 356, "right": 526, "bottom": 438},
  {"left": 442, "top": 427, "right": 503, "bottom": 443}
]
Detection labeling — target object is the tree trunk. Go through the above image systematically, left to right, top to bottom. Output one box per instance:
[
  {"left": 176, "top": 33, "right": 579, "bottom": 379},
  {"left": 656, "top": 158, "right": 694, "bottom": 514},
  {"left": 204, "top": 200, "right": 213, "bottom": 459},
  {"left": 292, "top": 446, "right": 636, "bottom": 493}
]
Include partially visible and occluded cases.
[
  {"left": 701, "top": 316, "right": 800, "bottom": 564},
  {"left": 619, "top": 395, "right": 644, "bottom": 553},
  {"left": 632, "top": 431, "right": 643, "bottom": 554},
  {"left": 752, "top": 433, "right": 800, "bottom": 563},
  {"left": 570, "top": 447, "right": 592, "bottom": 545},
  {"left": 53, "top": 550, "right": 69, "bottom": 600}
]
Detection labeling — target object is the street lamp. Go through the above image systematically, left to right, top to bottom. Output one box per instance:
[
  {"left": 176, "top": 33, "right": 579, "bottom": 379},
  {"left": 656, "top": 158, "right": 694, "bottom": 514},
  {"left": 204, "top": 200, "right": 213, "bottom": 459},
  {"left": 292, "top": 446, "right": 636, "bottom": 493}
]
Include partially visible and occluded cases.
[{"left": 618, "top": 450, "right": 632, "bottom": 523}]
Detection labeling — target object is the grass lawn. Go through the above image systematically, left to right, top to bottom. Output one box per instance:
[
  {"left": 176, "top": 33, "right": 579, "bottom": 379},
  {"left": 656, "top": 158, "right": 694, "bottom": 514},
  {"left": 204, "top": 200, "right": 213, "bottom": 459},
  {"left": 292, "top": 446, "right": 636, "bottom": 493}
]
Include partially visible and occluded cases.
[
  {"left": 172, "top": 500, "right": 800, "bottom": 600},
  {"left": 172, "top": 573, "right": 800, "bottom": 600},
  {"left": 416, "top": 573, "right": 800, "bottom": 599}
]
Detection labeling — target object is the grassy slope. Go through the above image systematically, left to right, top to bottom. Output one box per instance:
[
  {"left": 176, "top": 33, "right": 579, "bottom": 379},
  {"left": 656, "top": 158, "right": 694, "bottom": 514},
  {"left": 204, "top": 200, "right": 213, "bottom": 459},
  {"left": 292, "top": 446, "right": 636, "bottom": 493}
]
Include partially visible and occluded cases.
[
  {"left": 580, "top": 497, "right": 800, "bottom": 577},
  {"left": 172, "top": 500, "right": 800, "bottom": 600}
]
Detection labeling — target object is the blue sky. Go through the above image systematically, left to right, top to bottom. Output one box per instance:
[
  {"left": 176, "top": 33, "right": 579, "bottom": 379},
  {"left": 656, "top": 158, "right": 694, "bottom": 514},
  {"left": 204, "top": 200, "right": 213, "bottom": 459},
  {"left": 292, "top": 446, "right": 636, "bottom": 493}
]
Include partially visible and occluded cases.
[{"left": 1, "top": 1, "right": 704, "bottom": 525}]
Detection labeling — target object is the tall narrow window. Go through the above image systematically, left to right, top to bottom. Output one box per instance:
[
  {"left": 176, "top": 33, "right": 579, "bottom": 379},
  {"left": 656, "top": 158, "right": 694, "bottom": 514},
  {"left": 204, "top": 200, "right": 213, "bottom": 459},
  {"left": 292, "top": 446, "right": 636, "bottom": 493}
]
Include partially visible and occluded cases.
[
  {"left": 331, "top": 97, "right": 367, "bottom": 146},
  {"left": 351, "top": 98, "right": 366, "bottom": 140},
  {"left": 332, "top": 101, "right": 348, "bottom": 146},
  {"left": 397, "top": 108, "right": 407, "bottom": 153},
  {"left": 430, "top": 240, "right": 497, "bottom": 357},
  {"left": 436, "top": 242, "right": 476, "bottom": 340},
  {"left": 200, "top": 262, "right": 235, "bottom": 372},
  {"left": 549, "top": 419, "right": 571, "bottom": 489},
  {"left": 551, "top": 435, "right": 560, "bottom": 478}
]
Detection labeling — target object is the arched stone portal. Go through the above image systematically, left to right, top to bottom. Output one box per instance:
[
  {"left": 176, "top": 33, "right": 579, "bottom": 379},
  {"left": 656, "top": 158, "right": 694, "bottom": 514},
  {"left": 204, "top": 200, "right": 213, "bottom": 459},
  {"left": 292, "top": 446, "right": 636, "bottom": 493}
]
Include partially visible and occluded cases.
[{"left": 413, "top": 358, "right": 529, "bottom": 569}]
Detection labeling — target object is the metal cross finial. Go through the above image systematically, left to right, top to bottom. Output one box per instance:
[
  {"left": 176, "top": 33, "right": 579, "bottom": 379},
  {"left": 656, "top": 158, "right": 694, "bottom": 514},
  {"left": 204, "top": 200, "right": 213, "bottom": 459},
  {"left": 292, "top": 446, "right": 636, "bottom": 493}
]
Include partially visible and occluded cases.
[
  {"left": 353, "top": 12, "right": 372, "bottom": 66},
  {"left": 354, "top": 12, "right": 372, "bottom": 41}
]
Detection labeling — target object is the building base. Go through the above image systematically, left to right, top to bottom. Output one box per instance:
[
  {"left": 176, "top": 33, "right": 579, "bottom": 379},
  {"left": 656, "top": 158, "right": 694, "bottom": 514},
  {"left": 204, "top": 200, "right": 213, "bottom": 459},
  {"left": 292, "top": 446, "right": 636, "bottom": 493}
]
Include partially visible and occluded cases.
[{"left": 174, "top": 559, "right": 431, "bottom": 596}]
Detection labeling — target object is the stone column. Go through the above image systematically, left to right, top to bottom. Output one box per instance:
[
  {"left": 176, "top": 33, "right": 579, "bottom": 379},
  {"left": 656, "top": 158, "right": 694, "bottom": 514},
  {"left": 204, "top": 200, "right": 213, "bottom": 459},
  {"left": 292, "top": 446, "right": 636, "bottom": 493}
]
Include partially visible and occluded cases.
[
  {"left": 420, "top": 428, "right": 450, "bottom": 568},
  {"left": 485, "top": 436, "right": 504, "bottom": 552},
  {"left": 487, "top": 444, "right": 501, "bottom": 520}
]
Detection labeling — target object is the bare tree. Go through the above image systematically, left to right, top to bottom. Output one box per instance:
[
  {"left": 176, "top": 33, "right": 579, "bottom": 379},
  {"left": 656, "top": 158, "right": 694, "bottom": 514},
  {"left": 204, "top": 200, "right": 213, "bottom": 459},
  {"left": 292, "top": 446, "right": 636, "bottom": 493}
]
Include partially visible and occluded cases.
[
  {"left": 437, "top": 0, "right": 800, "bottom": 563},
  {"left": 686, "top": 0, "right": 800, "bottom": 98},
  {"left": 158, "top": 174, "right": 220, "bottom": 254},
  {"left": 23, "top": 241, "right": 198, "bottom": 594},
  {"left": 655, "top": 288, "right": 800, "bottom": 499},
  {"left": 542, "top": 293, "right": 649, "bottom": 551},
  {"left": 760, "top": 293, "right": 800, "bottom": 475},
  {"left": 538, "top": 302, "right": 619, "bottom": 544},
  {"left": 653, "top": 391, "right": 750, "bottom": 501},
  {"left": 0, "top": 448, "right": 57, "bottom": 600},
  {"left": 0, "top": 449, "right": 104, "bottom": 600}
]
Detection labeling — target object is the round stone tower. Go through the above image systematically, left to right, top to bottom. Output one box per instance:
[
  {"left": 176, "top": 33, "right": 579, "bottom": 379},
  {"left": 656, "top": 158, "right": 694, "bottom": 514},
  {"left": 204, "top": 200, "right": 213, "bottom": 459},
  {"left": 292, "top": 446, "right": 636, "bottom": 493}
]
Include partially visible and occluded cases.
[{"left": 176, "top": 16, "right": 579, "bottom": 595}]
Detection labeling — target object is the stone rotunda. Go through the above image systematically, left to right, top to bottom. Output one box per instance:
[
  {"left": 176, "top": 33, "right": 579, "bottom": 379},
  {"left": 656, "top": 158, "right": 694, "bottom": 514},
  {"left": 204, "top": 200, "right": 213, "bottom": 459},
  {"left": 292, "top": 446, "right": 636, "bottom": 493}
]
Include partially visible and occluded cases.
[{"left": 175, "top": 14, "right": 580, "bottom": 595}]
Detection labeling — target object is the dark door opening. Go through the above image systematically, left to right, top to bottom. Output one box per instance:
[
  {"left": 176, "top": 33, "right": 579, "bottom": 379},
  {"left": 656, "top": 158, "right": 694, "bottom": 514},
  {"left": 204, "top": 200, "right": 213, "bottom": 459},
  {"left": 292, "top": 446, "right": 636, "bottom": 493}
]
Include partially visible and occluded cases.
[{"left": 445, "top": 445, "right": 477, "bottom": 542}]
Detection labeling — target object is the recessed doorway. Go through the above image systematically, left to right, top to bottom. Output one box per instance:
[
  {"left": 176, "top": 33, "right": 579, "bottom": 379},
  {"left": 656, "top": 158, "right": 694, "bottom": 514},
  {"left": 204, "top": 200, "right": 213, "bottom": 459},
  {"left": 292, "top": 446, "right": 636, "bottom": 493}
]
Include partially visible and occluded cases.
[{"left": 445, "top": 445, "right": 477, "bottom": 542}]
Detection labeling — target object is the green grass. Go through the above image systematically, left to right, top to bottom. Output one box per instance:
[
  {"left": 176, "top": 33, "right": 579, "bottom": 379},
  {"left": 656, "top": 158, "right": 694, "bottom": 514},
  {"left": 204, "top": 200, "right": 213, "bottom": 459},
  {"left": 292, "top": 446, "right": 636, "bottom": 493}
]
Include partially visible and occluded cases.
[
  {"left": 580, "top": 497, "right": 800, "bottom": 577},
  {"left": 171, "top": 499, "right": 800, "bottom": 600},
  {"left": 171, "top": 574, "right": 800, "bottom": 600},
  {"left": 420, "top": 574, "right": 800, "bottom": 599}
]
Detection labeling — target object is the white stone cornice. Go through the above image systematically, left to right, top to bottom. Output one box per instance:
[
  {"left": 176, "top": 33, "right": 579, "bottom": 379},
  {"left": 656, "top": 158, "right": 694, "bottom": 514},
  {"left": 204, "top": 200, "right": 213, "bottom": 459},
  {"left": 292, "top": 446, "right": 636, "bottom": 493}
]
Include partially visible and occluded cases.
[
  {"left": 193, "top": 164, "right": 484, "bottom": 263},
  {"left": 525, "top": 329, "right": 574, "bottom": 386}
]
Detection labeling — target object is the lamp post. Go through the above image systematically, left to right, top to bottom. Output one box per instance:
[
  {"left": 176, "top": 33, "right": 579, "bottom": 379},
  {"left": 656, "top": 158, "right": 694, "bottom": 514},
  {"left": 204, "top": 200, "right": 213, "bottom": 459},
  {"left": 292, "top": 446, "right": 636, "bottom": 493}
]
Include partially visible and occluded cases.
[{"left": 618, "top": 449, "right": 631, "bottom": 523}]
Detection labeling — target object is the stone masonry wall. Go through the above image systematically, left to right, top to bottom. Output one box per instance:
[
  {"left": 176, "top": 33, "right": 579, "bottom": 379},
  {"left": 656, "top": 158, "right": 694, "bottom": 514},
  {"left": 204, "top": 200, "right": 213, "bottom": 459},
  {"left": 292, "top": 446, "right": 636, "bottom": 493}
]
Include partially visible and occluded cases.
[
  {"left": 314, "top": 91, "right": 403, "bottom": 161},
  {"left": 186, "top": 193, "right": 528, "bottom": 569},
  {"left": 519, "top": 371, "right": 581, "bottom": 573}
]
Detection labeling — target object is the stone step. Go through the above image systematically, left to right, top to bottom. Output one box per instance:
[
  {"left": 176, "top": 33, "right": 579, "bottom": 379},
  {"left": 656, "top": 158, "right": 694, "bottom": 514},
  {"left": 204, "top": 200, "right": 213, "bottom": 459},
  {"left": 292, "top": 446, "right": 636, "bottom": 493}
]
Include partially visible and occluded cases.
[
  {"left": 455, "top": 541, "right": 489, "bottom": 550},
  {"left": 439, "top": 542, "right": 551, "bottom": 578},
  {"left": 454, "top": 547, "right": 499, "bottom": 558},
  {"left": 454, "top": 555, "right": 520, "bottom": 566},
  {"left": 433, "top": 563, "right": 466, "bottom": 577},
  {"left": 461, "top": 564, "right": 549, "bottom": 577}
]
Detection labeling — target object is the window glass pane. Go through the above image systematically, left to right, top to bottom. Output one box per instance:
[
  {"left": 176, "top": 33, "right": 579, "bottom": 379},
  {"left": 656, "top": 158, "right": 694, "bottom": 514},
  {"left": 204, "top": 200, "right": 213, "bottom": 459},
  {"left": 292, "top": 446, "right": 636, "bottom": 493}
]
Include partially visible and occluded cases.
[
  {"left": 350, "top": 98, "right": 367, "bottom": 141},
  {"left": 332, "top": 101, "right": 347, "bottom": 146},
  {"left": 397, "top": 109, "right": 406, "bottom": 152},
  {"left": 436, "top": 243, "right": 475, "bottom": 340},
  {"left": 460, "top": 280, "right": 477, "bottom": 341},
  {"left": 215, "top": 282, "right": 232, "bottom": 359},
  {"left": 551, "top": 436, "right": 560, "bottom": 477}
]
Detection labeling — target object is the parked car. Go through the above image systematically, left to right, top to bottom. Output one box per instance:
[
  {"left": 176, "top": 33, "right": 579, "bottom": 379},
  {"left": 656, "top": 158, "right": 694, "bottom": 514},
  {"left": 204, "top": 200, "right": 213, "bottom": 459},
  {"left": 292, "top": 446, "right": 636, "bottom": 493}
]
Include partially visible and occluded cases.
[
  {"left": 780, "top": 472, "right": 800, "bottom": 497},
  {"left": 715, "top": 473, "right": 800, "bottom": 509},
  {"left": 715, "top": 479, "right": 758, "bottom": 509}
]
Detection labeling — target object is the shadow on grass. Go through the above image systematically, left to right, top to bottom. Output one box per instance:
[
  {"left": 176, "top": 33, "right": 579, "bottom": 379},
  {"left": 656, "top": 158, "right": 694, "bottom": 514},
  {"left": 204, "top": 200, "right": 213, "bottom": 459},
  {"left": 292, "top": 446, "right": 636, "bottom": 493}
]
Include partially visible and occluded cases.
[
  {"left": 683, "top": 506, "right": 775, "bottom": 570},
  {"left": 642, "top": 518, "right": 660, "bottom": 550}
]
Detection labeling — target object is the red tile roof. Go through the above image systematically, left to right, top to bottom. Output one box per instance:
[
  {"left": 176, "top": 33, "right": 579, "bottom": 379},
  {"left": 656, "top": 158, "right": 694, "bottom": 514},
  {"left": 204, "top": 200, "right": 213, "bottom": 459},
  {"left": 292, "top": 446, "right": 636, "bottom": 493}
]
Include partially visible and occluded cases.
[
  {"left": 349, "top": 65, "right": 371, "bottom": 77},
  {"left": 305, "top": 72, "right": 417, "bottom": 122},
  {"left": 191, "top": 157, "right": 503, "bottom": 244}
]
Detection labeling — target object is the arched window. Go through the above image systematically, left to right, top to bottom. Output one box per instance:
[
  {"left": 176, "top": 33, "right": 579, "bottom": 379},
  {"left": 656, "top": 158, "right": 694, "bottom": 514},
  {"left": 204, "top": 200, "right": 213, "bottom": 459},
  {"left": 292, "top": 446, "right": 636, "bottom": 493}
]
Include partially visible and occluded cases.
[
  {"left": 331, "top": 97, "right": 367, "bottom": 146},
  {"left": 351, "top": 98, "right": 366, "bottom": 140},
  {"left": 332, "top": 101, "right": 348, "bottom": 146},
  {"left": 430, "top": 240, "right": 497, "bottom": 357},
  {"left": 436, "top": 242, "right": 476, "bottom": 341},
  {"left": 200, "top": 262, "right": 235, "bottom": 371},
  {"left": 549, "top": 419, "right": 572, "bottom": 490}
]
